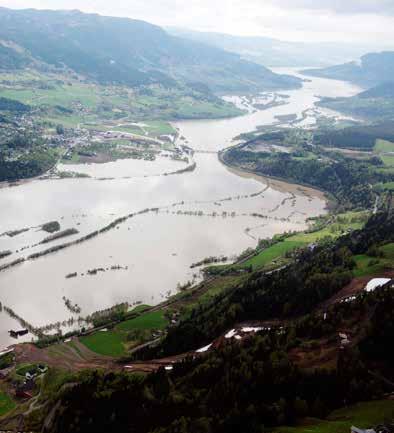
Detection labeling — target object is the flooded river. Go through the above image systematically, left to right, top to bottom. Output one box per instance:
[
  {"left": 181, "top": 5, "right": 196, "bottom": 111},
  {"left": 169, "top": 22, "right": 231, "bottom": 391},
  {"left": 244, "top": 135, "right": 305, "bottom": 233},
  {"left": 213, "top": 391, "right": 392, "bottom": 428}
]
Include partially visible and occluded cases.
[{"left": 0, "top": 69, "right": 362, "bottom": 347}]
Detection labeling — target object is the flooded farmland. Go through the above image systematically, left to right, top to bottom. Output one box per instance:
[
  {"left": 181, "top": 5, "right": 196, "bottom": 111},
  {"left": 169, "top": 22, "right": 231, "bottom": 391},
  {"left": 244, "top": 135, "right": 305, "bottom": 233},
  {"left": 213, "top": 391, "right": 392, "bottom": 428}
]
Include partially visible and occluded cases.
[{"left": 0, "top": 70, "right": 362, "bottom": 347}]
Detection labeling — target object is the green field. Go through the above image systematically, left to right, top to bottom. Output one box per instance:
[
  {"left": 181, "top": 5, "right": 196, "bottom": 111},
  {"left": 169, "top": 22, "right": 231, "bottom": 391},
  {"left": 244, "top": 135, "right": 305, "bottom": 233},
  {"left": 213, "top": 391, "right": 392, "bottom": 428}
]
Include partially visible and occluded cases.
[
  {"left": 0, "top": 69, "right": 242, "bottom": 130},
  {"left": 0, "top": 84, "right": 99, "bottom": 109},
  {"left": 177, "top": 100, "right": 240, "bottom": 119},
  {"left": 43, "top": 115, "right": 86, "bottom": 128},
  {"left": 113, "top": 120, "right": 175, "bottom": 138},
  {"left": 144, "top": 121, "right": 176, "bottom": 136},
  {"left": 112, "top": 125, "right": 144, "bottom": 135},
  {"left": 374, "top": 139, "right": 394, "bottom": 168},
  {"left": 375, "top": 139, "right": 394, "bottom": 153},
  {"left": 381, "top": 154, "right": 394, "bottom": 167},
  {"left": 375, "top": 181, "right": 394, "bottom": 192},
  {"left": 206, "top": 212, "right": 368, "bottom": 275},
  {"left": 249, "top": 212, "right": 367, "bottom": 271},
  {"left": 288, "top": 214, "right": 366, "bottom": 243},
  {"left": 210, "top": 217, "right": 390, "bottom": 278},
  {"left": 205, "top": 239, "right": 305, "bottom": 274},
  {"left": 239, "top": 240, "right": 306, "bottom": 270},
  {"left": 353, "top": 242, "right": 394, "bottom": 277},
  {"left": 382, "top": 242, "right": 394, "bottom": 256},
  {"left": 353, "top": 255, "right": 388, "bottom": 277},
  {"left": 128, "top": 304, "right": 152, "bottom": 314},
  {"left": 79, "top": 309, "right": 168, "bottom": 357},
  {"left": 116, "top": 310, "right": 168, "bottom": 331},
  {"left": 80, "top": 331, "right": 126, "bottom": 357},
  {"left": 15, "top": 363, "right": 44, "bottom": 377},
  {"left": 0, "top": 391, "right": 15, "bottom": 416},
  {"left": 275, "top": 400, "right": 394, "bottom": 433}
]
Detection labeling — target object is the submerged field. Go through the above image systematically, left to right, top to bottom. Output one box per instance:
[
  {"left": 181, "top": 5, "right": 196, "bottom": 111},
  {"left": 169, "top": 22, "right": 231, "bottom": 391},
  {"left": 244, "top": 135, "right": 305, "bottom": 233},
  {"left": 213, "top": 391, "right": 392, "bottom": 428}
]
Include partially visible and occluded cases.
[{"left": 206, "top": 211, "right": 371, "bottom": 274}]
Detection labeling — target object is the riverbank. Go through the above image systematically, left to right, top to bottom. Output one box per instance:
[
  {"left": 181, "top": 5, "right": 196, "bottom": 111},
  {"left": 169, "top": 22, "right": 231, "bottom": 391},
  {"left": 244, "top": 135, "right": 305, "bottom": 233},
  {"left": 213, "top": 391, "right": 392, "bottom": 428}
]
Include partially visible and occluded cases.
[
  {"left": 0, "top": 71, "right": 358, "bottom": 348},
  {"left": 218, "top": 146, "right": 333, "bottom": 209},
  {"left": 4, "top": 149, "right": 341, "bottom": 353},
  {"left": 5, "top": 204, "right": 373, "bottom": 360}
]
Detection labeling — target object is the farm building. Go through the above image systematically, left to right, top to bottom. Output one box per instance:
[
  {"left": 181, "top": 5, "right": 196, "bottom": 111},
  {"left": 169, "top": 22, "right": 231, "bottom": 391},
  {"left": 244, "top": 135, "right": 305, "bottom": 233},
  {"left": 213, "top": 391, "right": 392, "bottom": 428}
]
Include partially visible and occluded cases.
[{"left": 364, "top": 278, "right": 392, "bottom": 292}]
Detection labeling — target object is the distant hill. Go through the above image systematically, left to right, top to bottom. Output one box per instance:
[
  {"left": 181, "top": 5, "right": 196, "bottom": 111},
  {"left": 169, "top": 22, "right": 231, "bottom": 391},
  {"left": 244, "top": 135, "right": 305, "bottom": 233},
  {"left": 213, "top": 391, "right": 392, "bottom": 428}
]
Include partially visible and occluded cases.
[
  {"left": 0, "top": 8, "right": 301, "bottom": 93},
  {"left": 167, "top": 27, "right": 371, "bottom": 68},
  {"left": 302, "top": 51, "right": 394, "bottom": 88},
  {"left": 358, "top": 81, "right": 394, "bottom": 98},
  {"left": 317, "top": 82, "right": 394, "bottom": 120},
  {"left": 314, "top": 120, "right": 394, "bottom": 150}
]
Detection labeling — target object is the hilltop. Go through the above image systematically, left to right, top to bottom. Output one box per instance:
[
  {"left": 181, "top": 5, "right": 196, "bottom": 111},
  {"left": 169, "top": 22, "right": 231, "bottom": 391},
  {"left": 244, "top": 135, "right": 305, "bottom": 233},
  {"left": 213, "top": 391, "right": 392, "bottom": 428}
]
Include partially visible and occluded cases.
[
  {"left": 0, "top": 7, "right": 301, "bottom": 94},
  {"left": 167, "top": 27, "right": 370, "bottom": 68},
  {"left": 302, "top": 51, "right": 394, "bottom": 88}
]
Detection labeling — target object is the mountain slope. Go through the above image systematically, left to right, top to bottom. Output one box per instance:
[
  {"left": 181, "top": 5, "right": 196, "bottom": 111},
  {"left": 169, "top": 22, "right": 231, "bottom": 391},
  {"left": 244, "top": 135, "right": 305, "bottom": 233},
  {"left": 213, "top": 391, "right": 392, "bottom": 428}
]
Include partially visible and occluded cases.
[
  {"left": 0, "top": 7, "right": 301, "bottom": 93},
  {"left": 167, "top": 27, "right": 370, "bottom": 68},
  {"left": 302, "top": 51, "right": 394, "bottom": 88},
  {"left": 358, "top": 81, "right": 394, "bottom": 98},
  {"left": 317, "top": 82, "right": 394, "bottom": 120},
  {"left": 10, "top": 212, "right": 394, "bottom": 433}
]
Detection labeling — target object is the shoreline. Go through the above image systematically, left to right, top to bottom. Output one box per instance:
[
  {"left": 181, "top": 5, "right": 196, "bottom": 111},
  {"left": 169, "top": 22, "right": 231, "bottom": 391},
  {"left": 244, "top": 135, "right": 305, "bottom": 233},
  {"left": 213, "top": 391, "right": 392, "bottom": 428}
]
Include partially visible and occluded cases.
[
  {"left": 0, "top": 81, "right": 338, "bottom": 344},
  {"left": 218, "top": 147, "right": 333, "bottom": 209},
  {"left": 0, "top": 152, "right": 329, "bottom": 344},
  {"left": 0, "top": 152, "right": 331, "bottom": 340}
]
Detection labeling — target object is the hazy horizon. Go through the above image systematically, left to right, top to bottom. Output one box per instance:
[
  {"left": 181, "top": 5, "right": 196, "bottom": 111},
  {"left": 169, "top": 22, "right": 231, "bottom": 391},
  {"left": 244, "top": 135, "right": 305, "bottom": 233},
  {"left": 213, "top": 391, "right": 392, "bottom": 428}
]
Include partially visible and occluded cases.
[{"left": 0, "top": 0, "right": 394, "bottom": 50}]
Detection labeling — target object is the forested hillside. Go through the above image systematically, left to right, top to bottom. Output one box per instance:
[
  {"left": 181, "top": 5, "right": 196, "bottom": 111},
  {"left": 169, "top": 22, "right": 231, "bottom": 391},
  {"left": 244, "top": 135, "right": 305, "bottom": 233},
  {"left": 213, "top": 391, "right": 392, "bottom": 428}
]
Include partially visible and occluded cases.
[
  {"left": 0, "top": 8, "right": 301, "bottom": 93},
  {"left": 0, "top": 8, "right": 393, "bottom": 433},
  {"left": 167, "top": 28, "right": 368, "bottom": 67},
  {"left": 302, "top": 51, "right": 394, "bottom": 88},
  {"left": 317, "top": 83, "right": 394, "bottom": 120},
  {"left": 313, "top": 121, "right": 394, "bottom": 149},
  {"left": 223, "top": 148, "right": 384, "bottom": 211},
  {"left": 23, "top": 211, "right": 394, "bottom": 433},
  {"left": 139, "top": 211, "right": 394, "bottom": 357}
]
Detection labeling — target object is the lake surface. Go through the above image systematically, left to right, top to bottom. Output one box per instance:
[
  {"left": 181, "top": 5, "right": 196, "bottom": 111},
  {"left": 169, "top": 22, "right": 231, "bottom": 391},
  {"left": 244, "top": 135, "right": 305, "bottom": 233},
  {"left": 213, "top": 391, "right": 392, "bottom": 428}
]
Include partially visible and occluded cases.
[{"left": 0, "top": 69, "right": 362, "bottom": 347}]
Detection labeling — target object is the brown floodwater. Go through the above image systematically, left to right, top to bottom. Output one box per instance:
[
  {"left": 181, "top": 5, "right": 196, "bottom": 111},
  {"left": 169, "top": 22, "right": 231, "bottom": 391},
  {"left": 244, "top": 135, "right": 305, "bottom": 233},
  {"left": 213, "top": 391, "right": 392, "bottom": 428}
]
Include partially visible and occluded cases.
[{"left": 0, "top": 70, "right": 362, "bottom": 347}]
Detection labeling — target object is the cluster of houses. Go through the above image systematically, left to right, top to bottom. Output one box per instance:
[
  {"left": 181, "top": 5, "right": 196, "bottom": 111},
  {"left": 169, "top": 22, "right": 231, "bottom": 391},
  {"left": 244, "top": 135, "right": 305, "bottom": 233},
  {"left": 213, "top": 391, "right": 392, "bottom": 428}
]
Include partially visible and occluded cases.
[
  {"left": 0, "top": 345, "right": 48, "bottom": 400},
  {"left": 15, "top": 364, "right": 47, "bottom": 399}
]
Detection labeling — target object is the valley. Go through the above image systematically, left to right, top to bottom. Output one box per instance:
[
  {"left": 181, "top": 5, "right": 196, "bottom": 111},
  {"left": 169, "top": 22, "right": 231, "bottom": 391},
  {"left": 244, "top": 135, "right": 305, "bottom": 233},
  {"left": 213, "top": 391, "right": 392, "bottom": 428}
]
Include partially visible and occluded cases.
[
  {"left": 0, "top": 6, "right": 393, "bottom": 432},
  {"left": 0, "top": 70, "right": 361, "bottom": 350}
]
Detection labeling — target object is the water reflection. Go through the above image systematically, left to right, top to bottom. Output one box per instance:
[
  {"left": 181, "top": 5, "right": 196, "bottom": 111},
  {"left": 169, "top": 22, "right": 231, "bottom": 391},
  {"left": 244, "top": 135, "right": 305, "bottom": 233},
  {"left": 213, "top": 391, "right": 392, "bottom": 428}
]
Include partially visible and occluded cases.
[{"left": 0, "top": 70, "right": 361, "bottom": 347}]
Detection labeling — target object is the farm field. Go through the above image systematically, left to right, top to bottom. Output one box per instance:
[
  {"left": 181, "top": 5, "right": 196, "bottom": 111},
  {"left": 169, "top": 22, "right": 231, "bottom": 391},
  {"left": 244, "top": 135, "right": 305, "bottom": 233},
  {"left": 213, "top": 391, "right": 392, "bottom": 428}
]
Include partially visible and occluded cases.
[
  {"left": 0, "top": 70, "right": 242, "bottom": 132},
  {"left": 374, "top": 138, "right": 394, "bottom": 153},
  {"left": 374, "top": 139, "right": 394, "bottom": 169},
  {"left": 209, "top": 211, "right": 369, "bottom": 274},
  {"left": 239, "top": 240, "right": 305, "bottom": 270},
  {"left": 353, "top": 242, "right": 394, "bottom": 277},
  {"left": 79, "top": 310, "right": 168, "bottom": 357},
  {"left": 116, "top": 311, "right": 168, "bottom": 331},
  {"left": 80, "top": 331, "right": 126, "bottom": 357},
  {"left": 0, "top": 391, "right": 15, "bottom": 417}
]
